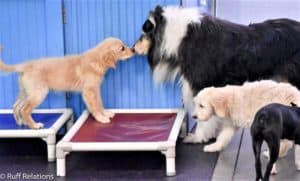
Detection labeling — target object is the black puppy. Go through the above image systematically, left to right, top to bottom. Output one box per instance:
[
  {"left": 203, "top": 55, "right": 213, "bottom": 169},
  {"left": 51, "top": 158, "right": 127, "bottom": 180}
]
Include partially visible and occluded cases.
[{"left": 251, "top": 103, "right": 300, "bottom": 181}]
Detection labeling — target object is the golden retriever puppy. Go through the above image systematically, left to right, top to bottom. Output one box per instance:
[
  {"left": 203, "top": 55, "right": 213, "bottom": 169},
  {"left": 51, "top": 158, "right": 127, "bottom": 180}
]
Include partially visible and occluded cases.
[
  {"left": 0, "top": 37, "right": 134, "bottom": 129},
  {"left": 191, "top": 80, "right": 300, "bottom": 152}
]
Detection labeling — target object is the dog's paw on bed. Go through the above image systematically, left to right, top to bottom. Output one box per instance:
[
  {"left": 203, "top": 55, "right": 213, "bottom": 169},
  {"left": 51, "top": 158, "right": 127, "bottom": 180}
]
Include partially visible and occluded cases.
[
  {"left": 103, "top": 110, "right": 115, "bottom": 118},
  {"left": 94, "top": 113, "right": 111, "bottom": 124},
  {"left": 32, "top": 122, "right": 44, "bottom": 129},
  {"left": 183, "top": 134, "right": 207, "bottom": 144},
  {"left": 203, "top": 143, "right": 221, "bottom": 152}
]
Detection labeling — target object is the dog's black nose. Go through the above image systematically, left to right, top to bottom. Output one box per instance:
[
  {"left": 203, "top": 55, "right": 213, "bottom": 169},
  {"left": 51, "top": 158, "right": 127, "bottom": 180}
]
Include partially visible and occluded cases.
[
  {"left": 131, "top": 48, "right": 136, "bottom": 53},
  {"left": 192, "top": 115, "right": 197, "bottom": 119}
]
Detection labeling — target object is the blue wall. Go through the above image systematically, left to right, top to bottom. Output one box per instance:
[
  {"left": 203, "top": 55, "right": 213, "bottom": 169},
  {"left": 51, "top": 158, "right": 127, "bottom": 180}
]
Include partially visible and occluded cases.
[
  {"left": 0, "top": 0, "right": 182, "bottom": 118},
  {"left": 0, "top": 0, "right": 66, "bottom": 109},
  {"left": 63, "top": 0, "right": 181, "bottom": 118}
]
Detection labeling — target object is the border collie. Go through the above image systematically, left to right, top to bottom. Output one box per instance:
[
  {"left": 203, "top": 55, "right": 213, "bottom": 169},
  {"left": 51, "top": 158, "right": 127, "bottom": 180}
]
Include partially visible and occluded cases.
[{"left": 133, "top": 6, "right": 300, "bottom": 143}]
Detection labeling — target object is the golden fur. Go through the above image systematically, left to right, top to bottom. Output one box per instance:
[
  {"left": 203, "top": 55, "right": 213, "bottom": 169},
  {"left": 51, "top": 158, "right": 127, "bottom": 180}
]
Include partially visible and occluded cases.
[
  {"left": 0, "top": 37, "right": 134, "bottom": 129},
  {"left": 192, "top": 80, "right": 300, "bottom": 152}
]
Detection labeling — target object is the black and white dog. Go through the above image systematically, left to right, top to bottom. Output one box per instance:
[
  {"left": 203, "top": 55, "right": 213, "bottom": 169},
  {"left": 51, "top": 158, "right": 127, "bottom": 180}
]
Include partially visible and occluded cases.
[
  {"left": 133, "top": 6, "right": 300, "bottom": 143},
  {"left": 251, "top": 103, "right": 300, "bottom": 181}
]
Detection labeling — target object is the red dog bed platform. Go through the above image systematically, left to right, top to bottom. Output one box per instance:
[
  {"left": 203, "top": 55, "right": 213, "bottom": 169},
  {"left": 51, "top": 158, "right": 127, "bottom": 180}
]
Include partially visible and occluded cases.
[{"left": 56, "top": 109, "right": 185, "bottom": 177}]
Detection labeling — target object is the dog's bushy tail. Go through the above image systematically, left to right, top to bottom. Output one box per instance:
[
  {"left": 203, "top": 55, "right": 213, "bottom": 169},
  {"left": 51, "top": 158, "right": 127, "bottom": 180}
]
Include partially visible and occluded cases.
[{"left": 0, "top": 47, "right": 23, "bottom": 72}]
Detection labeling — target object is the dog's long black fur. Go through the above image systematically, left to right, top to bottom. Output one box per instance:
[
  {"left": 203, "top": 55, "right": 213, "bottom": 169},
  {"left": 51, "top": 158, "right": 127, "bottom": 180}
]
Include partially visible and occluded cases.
[
  {"left": 143, "top": 6, "right": 300, "bottom": 95},
  {"left": 251, "top": 103, "right": 300, "bottom": 181}
]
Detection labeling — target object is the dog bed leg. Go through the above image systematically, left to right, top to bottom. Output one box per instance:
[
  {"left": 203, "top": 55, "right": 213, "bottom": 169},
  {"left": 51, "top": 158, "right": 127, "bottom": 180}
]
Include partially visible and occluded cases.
[
  {"left": 179, "top": 114, "right": 188, "bottom": 138},
  {"left": 66, "top": 115, "right": 74, "bottom": 131},
  {"left": 46, "top": 134, "right": 56, "bottom": 162},
  {"left": 47, "top": 144, "right": 55, "bottom": 162},
  {"left": 56, "top": 147, "right": 66, "bottom": 176},
  {"left": 162, "top": 147, "right": 176, "bottom": 176},
  {"left": 57, "top": 158, "right": 66, "bottom": 176}
]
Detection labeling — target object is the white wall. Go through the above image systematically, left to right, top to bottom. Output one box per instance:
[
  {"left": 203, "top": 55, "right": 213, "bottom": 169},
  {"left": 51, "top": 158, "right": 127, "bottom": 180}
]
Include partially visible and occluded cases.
[
  {"left": 182, "top": 0, "right": 213, "bottom": 14},
  {"left": 216, "top": 0, "right": 300, "bottom": 24}
]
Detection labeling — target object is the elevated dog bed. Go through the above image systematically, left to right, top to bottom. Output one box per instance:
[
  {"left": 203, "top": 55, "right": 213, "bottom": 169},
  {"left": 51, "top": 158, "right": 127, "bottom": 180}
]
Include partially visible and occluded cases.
[
  {"left": 0, "top": 109, "right": 73, "bottom": 162},
  {"left": 56, "top": 109, "right": 185, "bottom": 177}
]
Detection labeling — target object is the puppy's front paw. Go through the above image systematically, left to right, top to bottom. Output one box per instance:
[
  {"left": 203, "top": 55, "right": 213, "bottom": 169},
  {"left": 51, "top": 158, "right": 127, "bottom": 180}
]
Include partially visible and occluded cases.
[
  {"left": 103, "top": 110, "right": 115, "bottom": 118},
  {"left": 95, "top": 114, "right": 111, "bottom": 124},
  {"left": 31, "top": 122, "right": 44, "bottom": 129},
  {"left": 183, "top": 134, "right": 205, "bottom": 144},
  {"left": 183, "top": 134, "right": 196, "bottom": 143},
  {"left": 204, "top": 143, "right": 222, "bottom": 152},
  {"left": 296, "top": 161, "right": 300, "bottom": 170},
  {"left": 271, "top": 164, "right": 278, "bottom": 175}
]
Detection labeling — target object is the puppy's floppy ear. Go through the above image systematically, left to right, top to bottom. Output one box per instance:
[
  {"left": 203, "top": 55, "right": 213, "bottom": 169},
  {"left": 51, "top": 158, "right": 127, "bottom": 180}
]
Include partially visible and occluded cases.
[
  {"left": 87, "top": 50, "right": 116, "bottom": 73},
  {"left": 102, "top": 51, "right": 116, "bottom": 69},
  {"left": 211, "top": 95, "right": 228, "bottom": 118}
]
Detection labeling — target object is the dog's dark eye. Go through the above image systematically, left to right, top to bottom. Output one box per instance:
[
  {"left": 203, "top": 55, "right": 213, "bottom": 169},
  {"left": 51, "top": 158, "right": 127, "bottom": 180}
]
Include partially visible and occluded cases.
[
  {"left": 120, "top": 46, "right": 125, "bottom": 51},
  {"left": 199, "top": 104, "right": 204, "bottom": 108}
]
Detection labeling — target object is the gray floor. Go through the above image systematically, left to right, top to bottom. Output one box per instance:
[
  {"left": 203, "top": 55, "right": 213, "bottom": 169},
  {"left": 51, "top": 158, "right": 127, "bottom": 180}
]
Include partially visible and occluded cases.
[
  {"left": 2, "top": 128, "right": 300, "bottom": 180},
  {"left": 212, "top": 129, "right": 300, "bottom": 181},
  {"left": 0, "top": 138, "right": 218, "bottom": 181}
]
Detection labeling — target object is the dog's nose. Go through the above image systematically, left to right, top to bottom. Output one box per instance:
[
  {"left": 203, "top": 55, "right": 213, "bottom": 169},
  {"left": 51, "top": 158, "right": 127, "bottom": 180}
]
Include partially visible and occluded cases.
[
  {"left": 131, "top": 47, "right": 136, "bottom": 53},
  {"left": 192, "top": 115, "right": 197, "bottom": 119}
]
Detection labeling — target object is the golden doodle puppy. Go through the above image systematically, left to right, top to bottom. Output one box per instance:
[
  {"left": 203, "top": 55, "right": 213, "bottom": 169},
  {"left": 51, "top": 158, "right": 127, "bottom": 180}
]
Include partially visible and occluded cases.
[
  {"left": 0, "top": 37, "right": 134, "bottom": 129},
  {"left": 190, "top": 80, "right": 300, "bottom": 153}
]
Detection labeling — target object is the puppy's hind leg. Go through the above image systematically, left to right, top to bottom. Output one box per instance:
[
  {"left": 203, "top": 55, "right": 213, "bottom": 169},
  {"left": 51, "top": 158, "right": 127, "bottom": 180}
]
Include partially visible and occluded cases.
[
  {"left": 13, "top": 78, "right": 27, "bottom": 125},
  {"left": 82, "top": 86, "right": 110, "bottom": 123},
  {"left": 20, "top": 87, "right": 48, "bottom": 129},
  {"left": 13, "top": 96, "right": 26, "bottom": 126},
  {"left": 203, "top": 122, "right": 236, "bottom": 152},
  {"left": 294, "top": 129, "right": 300, "bottom": 170},
  {"left": 263, "top": 139, "right": 294, "bottom": 159},
  {"left": 279, "top": 139, "right": 293, "bottom": 157},
  {"left": 295, "top": 144, "right": 300, "bottom": 170}
]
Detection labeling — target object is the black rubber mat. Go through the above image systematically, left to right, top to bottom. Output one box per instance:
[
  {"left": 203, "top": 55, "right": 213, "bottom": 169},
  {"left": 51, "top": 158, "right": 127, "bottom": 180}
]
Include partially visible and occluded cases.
[{"left": 0, "top": 138, "right": 219, "bottom": 181}]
